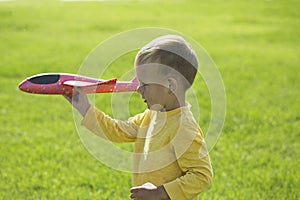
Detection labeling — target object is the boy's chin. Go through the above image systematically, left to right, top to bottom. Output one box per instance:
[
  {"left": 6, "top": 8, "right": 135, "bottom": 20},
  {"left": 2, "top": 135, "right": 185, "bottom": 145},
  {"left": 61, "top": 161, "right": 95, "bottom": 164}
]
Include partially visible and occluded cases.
[{"left": 149, "top": 104, "right": 164, "bottom": 111}]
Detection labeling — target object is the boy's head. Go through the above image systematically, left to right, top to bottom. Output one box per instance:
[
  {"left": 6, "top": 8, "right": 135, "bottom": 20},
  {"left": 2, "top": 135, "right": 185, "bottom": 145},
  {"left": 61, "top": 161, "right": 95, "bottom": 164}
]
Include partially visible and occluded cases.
[
  {"left": 135, "top": 35, "right": 198, "bottom": 111},
  {"left": 135, "top": 35, "right": 198, "bottom": 90}
]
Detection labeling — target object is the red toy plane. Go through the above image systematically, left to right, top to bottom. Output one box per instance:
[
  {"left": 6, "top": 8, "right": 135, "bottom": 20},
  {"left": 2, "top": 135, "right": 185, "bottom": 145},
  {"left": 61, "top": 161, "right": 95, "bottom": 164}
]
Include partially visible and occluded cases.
[{"left": 19, "top": 73, "right": 139, "bottom": 94}]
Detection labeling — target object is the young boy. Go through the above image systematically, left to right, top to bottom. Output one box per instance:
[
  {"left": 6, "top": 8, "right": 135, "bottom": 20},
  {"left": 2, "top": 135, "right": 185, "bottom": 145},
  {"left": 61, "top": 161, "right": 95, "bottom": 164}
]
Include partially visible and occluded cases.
[{"left": 64, "top": 35, "right": 213, "bottom": 200}]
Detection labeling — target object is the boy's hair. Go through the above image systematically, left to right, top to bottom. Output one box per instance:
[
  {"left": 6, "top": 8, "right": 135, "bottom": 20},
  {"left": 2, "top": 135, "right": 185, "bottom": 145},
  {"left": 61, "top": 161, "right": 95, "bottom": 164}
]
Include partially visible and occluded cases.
[{"left": 135, "top": 35, "right": 198, "bottom": 90}]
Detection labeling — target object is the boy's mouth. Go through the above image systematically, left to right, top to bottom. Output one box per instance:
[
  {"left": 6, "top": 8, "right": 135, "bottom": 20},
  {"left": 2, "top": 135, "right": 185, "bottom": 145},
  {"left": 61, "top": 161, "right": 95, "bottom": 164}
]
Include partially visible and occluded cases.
[{"left": 142, "top": 96, "right": 147, "bottom": 103}]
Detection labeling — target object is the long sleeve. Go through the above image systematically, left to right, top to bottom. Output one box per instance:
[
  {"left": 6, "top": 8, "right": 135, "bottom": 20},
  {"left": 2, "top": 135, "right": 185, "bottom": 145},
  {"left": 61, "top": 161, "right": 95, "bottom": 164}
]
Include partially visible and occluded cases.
[
  {"left": 81, "top": 106, "right": 140, "bottom": 143},
  {"left": 163, "top": 121, "right": 213, "bottom": 199}
]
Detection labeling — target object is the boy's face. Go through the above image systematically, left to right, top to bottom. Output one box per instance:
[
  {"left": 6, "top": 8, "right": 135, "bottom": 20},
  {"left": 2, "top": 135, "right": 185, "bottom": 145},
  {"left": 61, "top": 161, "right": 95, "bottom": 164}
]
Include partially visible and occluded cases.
[{"left": 136, "top": 65, "right": 171, "bottom": 111}]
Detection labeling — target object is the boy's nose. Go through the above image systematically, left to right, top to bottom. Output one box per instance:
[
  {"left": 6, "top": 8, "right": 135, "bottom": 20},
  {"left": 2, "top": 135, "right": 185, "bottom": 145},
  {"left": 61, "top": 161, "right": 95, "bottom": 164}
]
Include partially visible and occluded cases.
[{"left": 137, "top": 86, "right": 144, "bottom": 94}]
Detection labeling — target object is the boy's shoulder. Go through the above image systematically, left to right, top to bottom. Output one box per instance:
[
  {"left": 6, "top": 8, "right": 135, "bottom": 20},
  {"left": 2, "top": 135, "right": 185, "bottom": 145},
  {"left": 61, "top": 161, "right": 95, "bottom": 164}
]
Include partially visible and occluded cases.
[
  {"left": 175, "top": 106, "right": 204, "bottom": 139},
  {"left": 129, "top": 109, "right": 150, "bottom": 126}
]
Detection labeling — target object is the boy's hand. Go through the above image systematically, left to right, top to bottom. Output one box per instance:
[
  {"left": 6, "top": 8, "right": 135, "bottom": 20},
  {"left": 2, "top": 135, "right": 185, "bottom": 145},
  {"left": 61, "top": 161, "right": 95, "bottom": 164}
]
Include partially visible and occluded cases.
[
  {"left": 63, "top": 87, "right": 91, "bottom": 117},
  {"left": 130, "top": 182, "right": 170, "bottom": 200}
]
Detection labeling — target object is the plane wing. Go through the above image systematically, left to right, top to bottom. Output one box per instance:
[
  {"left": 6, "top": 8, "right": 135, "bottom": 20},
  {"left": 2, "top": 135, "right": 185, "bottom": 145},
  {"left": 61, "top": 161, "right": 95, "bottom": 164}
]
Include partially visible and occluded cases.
[{"left": 62, "top": 78, "right": 117, "bottom": 87}]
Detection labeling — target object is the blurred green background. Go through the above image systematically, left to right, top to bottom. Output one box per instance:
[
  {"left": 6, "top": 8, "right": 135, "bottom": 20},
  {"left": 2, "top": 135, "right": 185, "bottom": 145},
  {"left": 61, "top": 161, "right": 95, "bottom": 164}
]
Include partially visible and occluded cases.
[{"left": 0, "top": 0, "right": 299, "bottom": 199}]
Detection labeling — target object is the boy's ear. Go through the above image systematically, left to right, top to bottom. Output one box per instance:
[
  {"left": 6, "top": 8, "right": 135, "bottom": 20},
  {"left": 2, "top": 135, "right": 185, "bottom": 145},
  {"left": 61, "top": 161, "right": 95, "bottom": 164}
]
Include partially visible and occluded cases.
[{"left": 168, "top": 77, "right": 178, "bottom": 93}]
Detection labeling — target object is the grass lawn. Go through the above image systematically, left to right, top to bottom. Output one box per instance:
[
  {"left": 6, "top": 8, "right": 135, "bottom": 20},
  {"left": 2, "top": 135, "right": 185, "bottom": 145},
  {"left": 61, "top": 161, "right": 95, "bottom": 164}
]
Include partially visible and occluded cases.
[{"left": 0, "top": 0, "right": 299, "bottom": 199}]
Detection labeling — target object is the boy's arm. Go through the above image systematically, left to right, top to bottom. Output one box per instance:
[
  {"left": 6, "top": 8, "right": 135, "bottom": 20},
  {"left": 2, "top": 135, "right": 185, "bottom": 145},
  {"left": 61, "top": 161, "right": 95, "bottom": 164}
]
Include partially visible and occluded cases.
[
  {"left": 64, "top": 88, "right": 138, "bottom": 143},
  {"left": 81, "top": 105, "right": 138, "bottom": 142},
  {"left": 163, "top": 125, "right": 213, "bottom": 199}
]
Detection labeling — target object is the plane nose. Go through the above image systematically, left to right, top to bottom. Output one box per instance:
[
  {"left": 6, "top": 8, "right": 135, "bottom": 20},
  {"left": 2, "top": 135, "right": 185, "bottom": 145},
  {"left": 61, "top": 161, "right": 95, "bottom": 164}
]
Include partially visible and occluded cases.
[{"left": 18, "top": 79, "right": 28, "bottom": 92}]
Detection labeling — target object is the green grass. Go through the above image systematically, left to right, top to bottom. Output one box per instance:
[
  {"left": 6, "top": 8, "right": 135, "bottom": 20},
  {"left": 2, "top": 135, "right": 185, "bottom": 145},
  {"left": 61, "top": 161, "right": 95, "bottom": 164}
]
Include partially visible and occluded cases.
[{"left": 0, "top": 0, "right": 299, "bottom": 199}]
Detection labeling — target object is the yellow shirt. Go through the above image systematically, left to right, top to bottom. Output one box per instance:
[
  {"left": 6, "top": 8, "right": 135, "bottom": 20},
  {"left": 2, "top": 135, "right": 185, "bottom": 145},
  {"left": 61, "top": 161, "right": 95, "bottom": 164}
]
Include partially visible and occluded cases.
[{"left": 81, "top": 105, "right": 213, "bottom": 200}]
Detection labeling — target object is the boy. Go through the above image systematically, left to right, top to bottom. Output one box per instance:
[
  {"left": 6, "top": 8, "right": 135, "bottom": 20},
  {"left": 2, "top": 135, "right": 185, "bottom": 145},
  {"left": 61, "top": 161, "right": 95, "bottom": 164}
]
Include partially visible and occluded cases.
[{"left": 64, "top": 35, "right": 213, "bottom": 199}]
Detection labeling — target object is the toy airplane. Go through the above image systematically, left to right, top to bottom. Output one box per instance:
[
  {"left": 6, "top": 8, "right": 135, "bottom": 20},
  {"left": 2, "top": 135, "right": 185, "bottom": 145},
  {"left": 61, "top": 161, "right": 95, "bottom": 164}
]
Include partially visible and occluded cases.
[{"left": 18, "top": 73, "right": 139, "bottom": 94}]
